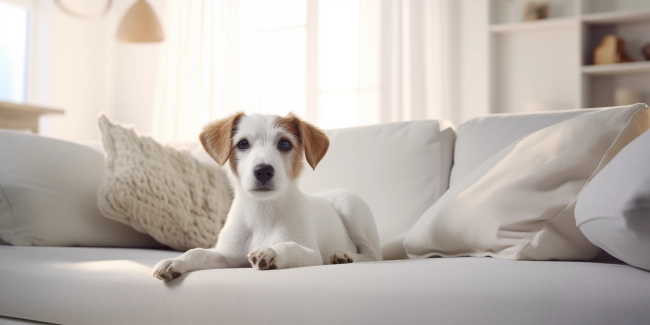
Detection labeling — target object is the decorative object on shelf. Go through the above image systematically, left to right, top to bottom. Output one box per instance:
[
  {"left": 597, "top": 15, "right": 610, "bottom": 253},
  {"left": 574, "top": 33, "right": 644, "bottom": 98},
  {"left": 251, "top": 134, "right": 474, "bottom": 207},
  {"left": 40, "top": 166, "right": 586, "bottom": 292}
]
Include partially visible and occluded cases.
[
  {"left": 53, "top": 0, "right": 164, "bottom": 43},
  {"left": 523, "top": 1, "right": 549, "bottom": 21},
  {"left": 594, "top": 35, "right": 634, "bottom": 65},
  {"left": 643, "top": 44, "right": 650, "bottom": 60},
  {"left": 614, "top": 88, "right": 641, "bottom": 106}
]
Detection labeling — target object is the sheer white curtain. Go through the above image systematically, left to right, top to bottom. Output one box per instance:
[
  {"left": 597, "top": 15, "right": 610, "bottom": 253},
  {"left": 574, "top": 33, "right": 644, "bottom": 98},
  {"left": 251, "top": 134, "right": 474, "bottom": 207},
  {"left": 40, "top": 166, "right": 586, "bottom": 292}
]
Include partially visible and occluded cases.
[
  {"left": 153, "top": 0, "right": 452, "bottom": 142},
  {"left": 153, "top": 0, "right": 238, "bottom": 141},
  {"left": 378, "top": 0, "right": 454, "bottom": 124}
]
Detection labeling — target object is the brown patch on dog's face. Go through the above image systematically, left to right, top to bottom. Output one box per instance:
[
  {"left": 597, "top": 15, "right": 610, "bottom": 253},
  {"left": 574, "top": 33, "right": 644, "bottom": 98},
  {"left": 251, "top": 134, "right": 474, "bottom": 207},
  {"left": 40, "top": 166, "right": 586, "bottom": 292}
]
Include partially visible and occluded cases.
[
  {"left": 199, "top": 112, "right": 245, "bottom": 175},
  {"left": 275, "top": 114, "right": 305, "bottom": 179},
  {"left": 229, "top": 151, "right": 240, "bottom": 177}
]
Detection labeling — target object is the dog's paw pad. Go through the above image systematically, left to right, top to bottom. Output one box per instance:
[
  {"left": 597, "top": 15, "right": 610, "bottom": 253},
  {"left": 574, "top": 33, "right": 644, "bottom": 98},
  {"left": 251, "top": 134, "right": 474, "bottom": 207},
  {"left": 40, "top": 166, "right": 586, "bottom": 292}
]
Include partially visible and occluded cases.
[
  {"left": 248, "top": 247, "right": 278, "bottom": 270},
  {"left": 330, "top": 251, "right": 353, "bottom": 264},
  {"left": 152, "top": 258, "right": 188, "bottom": 281}
]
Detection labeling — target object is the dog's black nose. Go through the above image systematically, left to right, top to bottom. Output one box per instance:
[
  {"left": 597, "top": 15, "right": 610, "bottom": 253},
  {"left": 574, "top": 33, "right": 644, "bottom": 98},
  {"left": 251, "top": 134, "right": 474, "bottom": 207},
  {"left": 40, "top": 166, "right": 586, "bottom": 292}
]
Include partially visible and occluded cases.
[{"left": 254, "top": 164, "right": 274, "bottom": 183}]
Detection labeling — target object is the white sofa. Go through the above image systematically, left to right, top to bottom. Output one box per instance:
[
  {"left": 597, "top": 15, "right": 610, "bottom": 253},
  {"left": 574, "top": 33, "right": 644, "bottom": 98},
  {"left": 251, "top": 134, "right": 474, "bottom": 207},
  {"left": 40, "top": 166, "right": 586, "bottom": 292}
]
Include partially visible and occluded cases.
[{"left": 1, "top": 109, "right": 649, "bottom": 325}]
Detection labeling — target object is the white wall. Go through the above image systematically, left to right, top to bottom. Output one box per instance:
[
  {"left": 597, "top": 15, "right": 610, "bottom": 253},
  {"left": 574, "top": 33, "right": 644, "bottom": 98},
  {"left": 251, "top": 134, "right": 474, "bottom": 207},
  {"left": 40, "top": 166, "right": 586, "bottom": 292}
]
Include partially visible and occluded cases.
[
  {"left": 36, "top": 0, "right": 165, "bottom": 142},
  {"left": 36, "top": 0, "right": 113, "bottom": 142},
  {"left": 108, "top": 0, "right": 165, "bottom": 136},
  {"left": 457, "top": 0, "right": 490, "bottom": 122}
]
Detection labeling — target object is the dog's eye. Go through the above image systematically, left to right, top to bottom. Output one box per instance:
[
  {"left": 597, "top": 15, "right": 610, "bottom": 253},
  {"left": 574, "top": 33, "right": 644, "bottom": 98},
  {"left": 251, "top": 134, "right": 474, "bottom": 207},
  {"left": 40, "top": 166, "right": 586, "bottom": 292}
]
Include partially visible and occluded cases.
[
  {"left": 278, "top": 139, "right": 292, "bottom": 151},
  {"left": 237, "top": 140, "right": 249, "bottom": 150}
]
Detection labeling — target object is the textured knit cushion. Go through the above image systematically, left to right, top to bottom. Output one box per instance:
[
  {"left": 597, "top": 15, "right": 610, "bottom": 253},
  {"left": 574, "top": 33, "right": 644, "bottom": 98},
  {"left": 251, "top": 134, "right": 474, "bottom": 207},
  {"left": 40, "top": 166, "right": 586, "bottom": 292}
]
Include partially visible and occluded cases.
[
  {"left": 405, "top": 103, "right": 650, "bottom": 261},
  {"left": 97, "top": 116, "right": 230, "bottom": 251},
  {"left": 576, "top": 129, "right": 650, "bottom": 271}
]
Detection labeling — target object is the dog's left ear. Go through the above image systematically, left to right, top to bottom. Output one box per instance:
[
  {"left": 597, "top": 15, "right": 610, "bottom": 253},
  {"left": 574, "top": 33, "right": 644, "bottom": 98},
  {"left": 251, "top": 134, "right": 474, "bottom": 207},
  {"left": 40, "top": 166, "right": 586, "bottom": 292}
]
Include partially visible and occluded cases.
[
  {"left": 200, "top": 112, "right": 245, "bottom": 166},
  {"left": 295, "top": 115, "right": 329, "bottom": 170}
]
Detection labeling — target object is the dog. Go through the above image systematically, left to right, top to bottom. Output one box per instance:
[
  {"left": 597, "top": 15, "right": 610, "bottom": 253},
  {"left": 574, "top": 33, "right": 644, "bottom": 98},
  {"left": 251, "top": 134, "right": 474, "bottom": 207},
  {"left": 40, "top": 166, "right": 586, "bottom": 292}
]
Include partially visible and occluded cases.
[{"left": 153, "top": 112, "right": 381, "bottom": 280}]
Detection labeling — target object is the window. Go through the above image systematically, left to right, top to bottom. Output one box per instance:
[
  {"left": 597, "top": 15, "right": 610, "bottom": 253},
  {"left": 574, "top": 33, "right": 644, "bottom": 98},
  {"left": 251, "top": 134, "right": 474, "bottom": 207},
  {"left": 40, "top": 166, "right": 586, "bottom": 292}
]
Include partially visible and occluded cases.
[
  {"left": 0, "top": 0, "right": 32, "bottom": 103},
  {"left": 156, "top": 0, "right": 391, "bottom": 141},
  {"left": 237, "top": 0, "right": 378, "bottom": 129},
  {"left": 239, "top": 0, "right": 307, "bottom": 117},
  {"left": 318, "top": 0, "right": 359, "bottom": 129}
]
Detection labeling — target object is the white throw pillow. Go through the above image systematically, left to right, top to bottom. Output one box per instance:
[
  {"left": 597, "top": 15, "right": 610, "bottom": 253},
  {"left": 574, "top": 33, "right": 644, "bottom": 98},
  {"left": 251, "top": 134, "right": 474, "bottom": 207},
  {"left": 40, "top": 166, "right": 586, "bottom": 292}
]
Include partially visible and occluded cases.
[
  {"left": 405, "top": 103, "right": 650, "bottom": 261},
  {"left": 450, "top": 109, "right": 598, "bottom": 187},
  {"left": 97, "top": 116, "right": 231, "bottom": 251},
  {"left": 576, "top": 129, "right": 650, "bottom": 271},
  {"left": 0, "top": 130, "right": 162, "bottom": 247}
]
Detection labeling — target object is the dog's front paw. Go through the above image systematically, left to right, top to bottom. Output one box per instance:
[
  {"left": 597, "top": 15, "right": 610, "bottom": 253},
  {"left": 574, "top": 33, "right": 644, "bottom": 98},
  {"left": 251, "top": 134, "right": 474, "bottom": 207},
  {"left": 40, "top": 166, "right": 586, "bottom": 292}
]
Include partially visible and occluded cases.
[
  {"left": 248, "top": 247, "right": 278, "bottom": 270},
  {"left": 330, "top": 250, "right": 353, "bottom": 264},
  {"left": 152, "top": 258, "right": 190, "bottom": 281}
]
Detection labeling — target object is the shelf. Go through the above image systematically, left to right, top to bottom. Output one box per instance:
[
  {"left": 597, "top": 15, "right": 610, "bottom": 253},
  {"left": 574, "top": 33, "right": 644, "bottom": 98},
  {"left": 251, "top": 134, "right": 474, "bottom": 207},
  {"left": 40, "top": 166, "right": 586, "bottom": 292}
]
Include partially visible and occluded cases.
[
  {"left": 582, "top": 9, "right": 650, "bottom": 24},
  {"left": 490, "top": 17, "right": 576, "bottom": 34},
  {"left": 582, "top": 61, "right": 650, "bottom": 76},
  {"left": 0, "top": 100, "right": 64, "bottom": 115}
]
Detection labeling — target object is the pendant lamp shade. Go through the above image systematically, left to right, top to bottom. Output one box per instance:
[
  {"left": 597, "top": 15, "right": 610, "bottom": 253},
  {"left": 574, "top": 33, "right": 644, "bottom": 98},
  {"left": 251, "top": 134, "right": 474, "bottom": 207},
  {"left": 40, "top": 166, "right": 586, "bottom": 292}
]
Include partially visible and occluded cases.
[{"left": 116, "top": 0, "right": 164, "bottom": 42}]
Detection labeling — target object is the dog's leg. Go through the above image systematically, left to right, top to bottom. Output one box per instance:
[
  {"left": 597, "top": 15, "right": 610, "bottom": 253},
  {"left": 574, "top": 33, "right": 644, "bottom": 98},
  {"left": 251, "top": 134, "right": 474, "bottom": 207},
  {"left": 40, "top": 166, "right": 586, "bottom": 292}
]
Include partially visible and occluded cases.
[
  {"left": 325, "top": 190, "right": 383, "bottom": 263},
  {"left": 248, "top": 242, "right": 322, "bottom": 270},
  {"left": 152, "top": 248, "right": 235, "bottom": 281}
]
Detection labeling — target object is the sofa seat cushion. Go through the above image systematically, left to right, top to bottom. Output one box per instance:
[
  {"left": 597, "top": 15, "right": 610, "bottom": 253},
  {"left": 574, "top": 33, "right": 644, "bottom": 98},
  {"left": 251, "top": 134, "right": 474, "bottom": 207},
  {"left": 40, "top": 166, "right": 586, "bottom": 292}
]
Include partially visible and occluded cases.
[{"left": 1, "top": 246, "right": 649, "bottom": 325}]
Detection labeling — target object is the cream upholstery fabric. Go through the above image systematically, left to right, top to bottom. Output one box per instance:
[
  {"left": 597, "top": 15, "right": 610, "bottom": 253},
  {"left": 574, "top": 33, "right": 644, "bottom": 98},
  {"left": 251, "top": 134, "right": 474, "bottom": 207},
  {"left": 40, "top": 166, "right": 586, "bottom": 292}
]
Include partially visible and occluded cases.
[
  {"left": 405, "top": 103, "right": 650, "bottom": 260},
  {"left": 450, "top": 109, "right": 599, "bottom": 186},
  {"left": 97, "top": 116, "right": 230, "bottom": 251},
  {"left": 299, "top": 120, "right": 456, "bottom": 260},
  {"left": 0, "top": 129, "right": 161, "bottom": 248},
  {"left": 576, "top": 129, "right": 650, "bottom": 271},
  {"left": 2, "top": 246, "right": 650, "bottom": 325},
  {"left": 0, "top": 316, "right": 54, "bottom": 324}
]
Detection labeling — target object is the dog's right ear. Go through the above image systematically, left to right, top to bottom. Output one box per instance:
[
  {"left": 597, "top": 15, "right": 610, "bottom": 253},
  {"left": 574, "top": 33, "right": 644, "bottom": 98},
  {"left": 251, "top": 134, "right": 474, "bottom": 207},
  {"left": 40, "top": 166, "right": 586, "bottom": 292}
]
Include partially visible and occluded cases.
[{"left": 199, "top": 112, "right": 245, "bottom": 166}]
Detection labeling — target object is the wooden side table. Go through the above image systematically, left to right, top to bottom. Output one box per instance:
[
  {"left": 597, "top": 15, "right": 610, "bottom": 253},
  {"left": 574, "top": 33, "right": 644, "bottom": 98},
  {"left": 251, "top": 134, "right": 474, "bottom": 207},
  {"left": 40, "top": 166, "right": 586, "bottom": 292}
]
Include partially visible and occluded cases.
[{"left": 0, "top": 101, "right": 64, "bottom": 133}]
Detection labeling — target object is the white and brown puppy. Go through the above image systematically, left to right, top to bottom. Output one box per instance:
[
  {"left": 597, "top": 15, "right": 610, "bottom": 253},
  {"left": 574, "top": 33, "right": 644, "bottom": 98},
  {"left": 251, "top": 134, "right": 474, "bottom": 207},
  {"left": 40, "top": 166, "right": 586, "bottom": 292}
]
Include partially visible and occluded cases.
[{"left": 153, "top": 112, "right": 381, "bottom": 280}]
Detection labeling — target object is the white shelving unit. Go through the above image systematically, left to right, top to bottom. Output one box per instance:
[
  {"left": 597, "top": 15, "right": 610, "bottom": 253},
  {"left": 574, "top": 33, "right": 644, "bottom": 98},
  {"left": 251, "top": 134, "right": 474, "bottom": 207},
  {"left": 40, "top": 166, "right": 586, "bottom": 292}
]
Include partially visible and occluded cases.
[
  {"left": 488, "top": 0, "right": 650, "bottom": 113},
  {"left": 581, "top": 8, "right": 650, "bottom": 24},
  {"left": 489, "top": 17, "right": 577, "bottom": 33},
  {"left": 582, "top": 61, "right": 650, "bottom": 76}
]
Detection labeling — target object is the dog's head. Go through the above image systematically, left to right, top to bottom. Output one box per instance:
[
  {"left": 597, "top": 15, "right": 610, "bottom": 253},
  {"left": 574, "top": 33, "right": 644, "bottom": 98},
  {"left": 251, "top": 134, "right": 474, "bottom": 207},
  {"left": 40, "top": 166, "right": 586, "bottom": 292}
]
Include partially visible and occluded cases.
[{"left": 200, "top": 112, "right": 329, "bottom": 200}]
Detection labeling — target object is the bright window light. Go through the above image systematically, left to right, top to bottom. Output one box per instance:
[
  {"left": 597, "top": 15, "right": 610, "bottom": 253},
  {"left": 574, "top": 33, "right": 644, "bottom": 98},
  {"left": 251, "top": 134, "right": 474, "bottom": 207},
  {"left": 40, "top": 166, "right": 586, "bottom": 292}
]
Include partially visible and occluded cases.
[
  {"left": 239, "top": 0, "right": 306, "bottom": 118},
  {"left": 240, "top": 0, "right": 305, "bottom": 30},
  {"left": 319, "top": 0, "right": 359, "bottom": 129},
  {"left": 319, "top": 0, "right": 358, "bottom": 92},
  {"left": 0, "top": 2, "right": 29, "bottom": 103},
  {"left": 255, "top": 28, "right": 306, "bottom": 116},
  {"left": 319, "top": 92, "right": 358, "bottom": 129}
]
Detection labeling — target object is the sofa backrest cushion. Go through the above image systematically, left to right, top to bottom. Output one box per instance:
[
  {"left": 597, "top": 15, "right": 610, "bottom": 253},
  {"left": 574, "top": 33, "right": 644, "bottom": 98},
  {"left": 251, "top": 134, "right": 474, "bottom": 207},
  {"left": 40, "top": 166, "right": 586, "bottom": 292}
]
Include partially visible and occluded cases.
[
  {"left": 450, "top": 109, "right": 599, "bottom": 187},
  {"left": 299, "top": 120, "right": 456, "bottom": 260},
  {"left": 0, "top": 130, "right": 163, "bottom": 248}
]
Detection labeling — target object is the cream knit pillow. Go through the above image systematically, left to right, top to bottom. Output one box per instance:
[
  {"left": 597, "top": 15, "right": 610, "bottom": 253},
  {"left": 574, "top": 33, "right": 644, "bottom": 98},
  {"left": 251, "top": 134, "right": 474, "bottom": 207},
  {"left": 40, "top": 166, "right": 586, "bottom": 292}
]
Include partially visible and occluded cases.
[
  {"left": 405, "top": 103, "right": 650, "bottom": 261},
  {"left": 97, "top": 116, "right": 230, "bottom": 251}
]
